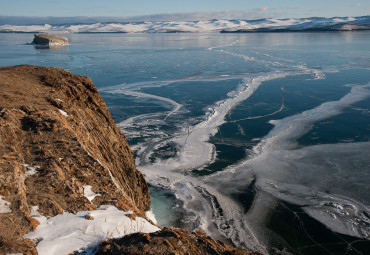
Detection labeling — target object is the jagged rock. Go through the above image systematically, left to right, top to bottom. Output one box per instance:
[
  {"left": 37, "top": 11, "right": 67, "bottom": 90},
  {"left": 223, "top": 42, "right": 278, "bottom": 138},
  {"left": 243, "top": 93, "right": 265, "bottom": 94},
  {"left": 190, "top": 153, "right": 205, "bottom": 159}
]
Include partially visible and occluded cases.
[
  {"left": 32, "top": 33, "right": 68, "bottom": 45},
  {"left": 0, "top": 65, "right": 150, "bottom": 254},
  {"left": 95, "top": 228, "right": 263, "bottom": 255}
]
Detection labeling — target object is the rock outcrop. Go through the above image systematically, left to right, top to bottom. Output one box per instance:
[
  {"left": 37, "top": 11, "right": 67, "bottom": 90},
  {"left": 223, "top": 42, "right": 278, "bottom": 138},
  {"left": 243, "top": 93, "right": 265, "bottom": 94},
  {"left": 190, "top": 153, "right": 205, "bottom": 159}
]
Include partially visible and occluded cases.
[
  {"left": 32, "top": 33, "right": 68, "bottom": 45},
  {"left": 0, "top": 65, "right": 260, "bottom": 255},
  {"left": 0, "top": 65, "right": 150, "bottom": 254},
  {"left": 95, "top": 228, "right": 263, "bottom": 255}
]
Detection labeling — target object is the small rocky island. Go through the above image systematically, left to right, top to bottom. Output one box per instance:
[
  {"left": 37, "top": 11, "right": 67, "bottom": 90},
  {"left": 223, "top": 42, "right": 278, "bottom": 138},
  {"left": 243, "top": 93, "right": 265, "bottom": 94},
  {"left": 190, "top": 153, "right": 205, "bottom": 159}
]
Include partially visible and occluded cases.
[
  {"left": 32, "top": 33, "right": 69, "bottom": 46},
  {"left": 0, "top": 65, "right": 263, "bottom": 255}
]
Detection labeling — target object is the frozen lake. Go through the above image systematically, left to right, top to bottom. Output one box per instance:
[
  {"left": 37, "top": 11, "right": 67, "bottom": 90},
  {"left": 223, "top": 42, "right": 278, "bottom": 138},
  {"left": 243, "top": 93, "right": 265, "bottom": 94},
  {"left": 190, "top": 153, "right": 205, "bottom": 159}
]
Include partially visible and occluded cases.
[{"left": 1, "top": 31, "right": 369, "bottom": 254}]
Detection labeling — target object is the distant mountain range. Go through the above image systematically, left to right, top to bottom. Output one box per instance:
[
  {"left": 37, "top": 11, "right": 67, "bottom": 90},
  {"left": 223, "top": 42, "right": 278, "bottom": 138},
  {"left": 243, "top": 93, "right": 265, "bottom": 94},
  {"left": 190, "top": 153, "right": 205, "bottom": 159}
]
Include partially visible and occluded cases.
[{"left": 0, "top": 16, "right": 369, "bottom": 33}]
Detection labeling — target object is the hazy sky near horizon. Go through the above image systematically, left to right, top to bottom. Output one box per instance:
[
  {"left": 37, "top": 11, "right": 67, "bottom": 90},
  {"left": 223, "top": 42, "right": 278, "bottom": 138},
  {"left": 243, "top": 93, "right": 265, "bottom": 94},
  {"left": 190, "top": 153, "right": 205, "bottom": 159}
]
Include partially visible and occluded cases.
[{"left": 1, "top": 0, "right": 369, "bottom": 20}]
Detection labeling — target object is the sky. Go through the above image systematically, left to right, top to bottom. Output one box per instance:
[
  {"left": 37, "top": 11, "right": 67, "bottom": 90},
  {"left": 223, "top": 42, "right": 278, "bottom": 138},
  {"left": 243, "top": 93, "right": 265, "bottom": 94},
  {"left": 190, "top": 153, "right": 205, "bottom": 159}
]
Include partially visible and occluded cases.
[{"left": 1, "top": 0, "right": 369, "bottom": 22}]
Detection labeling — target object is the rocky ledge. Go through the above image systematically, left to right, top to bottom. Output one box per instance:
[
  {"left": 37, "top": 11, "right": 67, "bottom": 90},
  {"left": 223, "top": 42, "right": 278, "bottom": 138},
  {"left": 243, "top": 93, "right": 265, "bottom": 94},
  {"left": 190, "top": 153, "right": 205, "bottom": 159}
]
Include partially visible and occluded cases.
[
  {"left": 32, "top": 33, "right": 68, "bottom": 45},
  {"left": 0, "top": 65, "right": 261, "bottom": 255},
  {"left": 95, "top": 228, "right": 262, "bottom": 255}
]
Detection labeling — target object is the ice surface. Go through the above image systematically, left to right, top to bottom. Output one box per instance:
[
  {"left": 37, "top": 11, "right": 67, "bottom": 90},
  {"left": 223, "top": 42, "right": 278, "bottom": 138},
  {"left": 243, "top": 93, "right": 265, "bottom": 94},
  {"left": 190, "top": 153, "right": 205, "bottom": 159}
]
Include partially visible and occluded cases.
[
  {"left": 97, "top": 37, "right": 370, "bottom": 251},
  {"left": 137, "top": 72, "right": 289, "bottom": 172},
  {"left": 130, "top": 78, "right": 370, "bottom": 249},
  {"left": 206, "top": 82, "right": 370, "bottom": 241},
  {"left": 254, "top": 83, "right": 370, "bottom": 153},
  {"left": 123, "top": 90, "right": 183, "bottom": 120},
  {"left": 141, "top": 168, "right": 266, "bottom": 252},
  {"left": 24, "top": 205, "right": 160, "bottom": 255}
]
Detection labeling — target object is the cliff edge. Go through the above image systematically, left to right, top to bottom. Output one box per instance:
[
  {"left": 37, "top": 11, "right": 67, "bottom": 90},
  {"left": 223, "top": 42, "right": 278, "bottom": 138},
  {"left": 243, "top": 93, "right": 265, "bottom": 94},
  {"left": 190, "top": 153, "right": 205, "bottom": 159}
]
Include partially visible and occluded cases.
[
  {"left": 0, "top": 65, "right": 261, "bottom": 255},
  {"left": 0, "top": 65, "right": 150, "bottom": 253}
]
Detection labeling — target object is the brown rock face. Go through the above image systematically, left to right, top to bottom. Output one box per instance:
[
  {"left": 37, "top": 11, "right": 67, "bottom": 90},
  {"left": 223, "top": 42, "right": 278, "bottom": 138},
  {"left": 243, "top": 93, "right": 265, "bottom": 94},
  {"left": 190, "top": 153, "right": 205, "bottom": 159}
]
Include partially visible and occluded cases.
[
  {"left": 0, "top": 65, "right": 150, "bottom": 254},
  {"left": 95, "top": 228, "right": 264, "bottom": 255}
]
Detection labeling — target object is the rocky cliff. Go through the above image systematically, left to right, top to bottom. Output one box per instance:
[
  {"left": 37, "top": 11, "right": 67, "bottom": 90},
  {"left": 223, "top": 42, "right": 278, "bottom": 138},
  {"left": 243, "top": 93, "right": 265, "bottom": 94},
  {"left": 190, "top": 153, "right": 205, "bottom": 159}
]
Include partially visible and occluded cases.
[
  {"left": 0, "top": 65, "right": 261, "bottom": 255},
  {"left": 0, "top": 65, "right": 150, "bottom": 253}
]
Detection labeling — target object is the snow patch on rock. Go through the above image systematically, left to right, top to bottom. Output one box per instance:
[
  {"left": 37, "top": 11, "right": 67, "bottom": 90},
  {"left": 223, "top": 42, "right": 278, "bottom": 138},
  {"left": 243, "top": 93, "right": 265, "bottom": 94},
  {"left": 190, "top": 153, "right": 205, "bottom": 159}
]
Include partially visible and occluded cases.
[
  {"left": 58, "top": 109, "right": 69, "bottom": 117},
  {"left": 25, "top": 165, "right": 40, "bottom": 176},
  {"left": 83, "top": 185, "right": 101, "bottom": 202},
  {"left": 0, "top": 195, "right": 11, "bottom": 213},
  {"left": 24, "top": 205, "right": 160, "bottom": 255},
  {"left": 145, "top": 208, "right": 158, "bottom": 225}
]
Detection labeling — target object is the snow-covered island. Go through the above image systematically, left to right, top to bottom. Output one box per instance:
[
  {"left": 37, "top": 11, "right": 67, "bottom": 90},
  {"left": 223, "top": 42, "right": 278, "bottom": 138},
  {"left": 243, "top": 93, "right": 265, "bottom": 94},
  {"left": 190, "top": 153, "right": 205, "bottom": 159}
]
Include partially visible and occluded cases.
[{"left": 32, "top": 33, "right": 68, "bottom": 45}]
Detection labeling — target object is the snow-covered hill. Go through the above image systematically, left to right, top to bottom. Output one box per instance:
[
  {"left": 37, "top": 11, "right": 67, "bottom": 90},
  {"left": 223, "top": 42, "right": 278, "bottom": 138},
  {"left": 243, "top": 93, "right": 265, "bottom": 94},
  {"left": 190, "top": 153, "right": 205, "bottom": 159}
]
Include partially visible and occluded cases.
[{"left": 1, "top": 16, "right": 369, "bottom": 33}]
